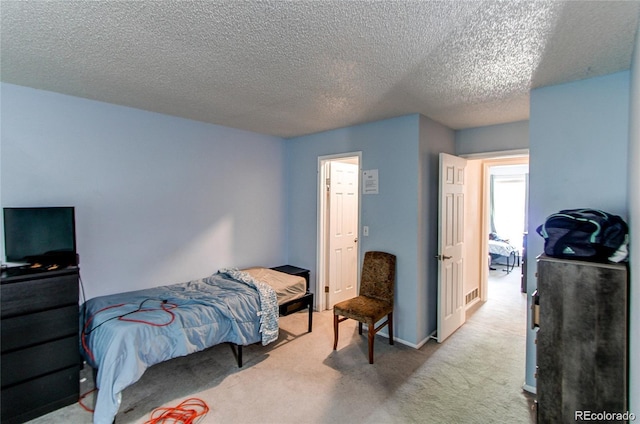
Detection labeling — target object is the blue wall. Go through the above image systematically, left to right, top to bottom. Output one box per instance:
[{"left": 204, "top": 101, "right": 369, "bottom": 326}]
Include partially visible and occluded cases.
[
  {"left": 4, "top": 70, "right": 633, "bottom": 390},
  {"left": 526, "top": 71, "right": 630, "bottom": 390},
  {"left": 1, "top": 83, "right": 288, "bottom": 299},
  {"left": 1, "top": 83, "right": 455, "bottom": 346},
  {"left": 286, "top": 114, "right": 455, "bottom": 346},
  {"left": 287, "top": 114, "right": 428, "bottom": 345},
  {"left": 419, "top": 116, "right": 456, "bottom": 340},
  {"left": 456, "top": 120, "right": 529, "bottom": 156}
]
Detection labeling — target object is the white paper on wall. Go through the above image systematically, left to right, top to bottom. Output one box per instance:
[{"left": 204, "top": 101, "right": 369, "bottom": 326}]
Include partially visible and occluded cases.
[{"left": 362, "top": 169, "right": 379, "bottom": 194}]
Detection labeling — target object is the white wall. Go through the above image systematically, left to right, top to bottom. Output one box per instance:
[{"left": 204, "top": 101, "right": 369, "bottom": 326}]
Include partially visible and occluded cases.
[
  {"left": 628, "top": 22, "right": 640, "bottom": 416},
  {"left": 527, "top": 71, "right": 631, "bottom": 391},
  {"left": 1, "top": 83, "right": 288, "bottom": 299},
  {"left": 461, "top": 159, "right": 483, "bottom": 300}
]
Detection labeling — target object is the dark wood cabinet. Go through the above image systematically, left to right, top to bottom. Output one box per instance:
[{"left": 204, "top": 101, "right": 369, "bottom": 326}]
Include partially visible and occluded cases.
[
  {"left": 535, "top": 256, "right": 628, "bottom": 423},
  {"left": 1, "top": 267, "right": 80, "bottom": 424}
]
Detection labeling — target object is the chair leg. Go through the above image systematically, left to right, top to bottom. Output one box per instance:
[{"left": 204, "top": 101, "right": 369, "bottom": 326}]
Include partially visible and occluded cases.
[
  {"left": 388, "top": 312, "right": 394, "bottom": 345},
  {"left": 333, "top": 314, "right": 339, "bottom": 350},
  {"left": 358, "top": 321, "right": 363, "bottom": 335},
  {"left": 368, "top": 328, "right": 375, "bottom": 364}
]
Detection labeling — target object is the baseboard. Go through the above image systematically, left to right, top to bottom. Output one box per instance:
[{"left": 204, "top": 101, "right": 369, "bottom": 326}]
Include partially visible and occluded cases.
[
  {"left": 362, "top": 325, "right": 433, "bottom": 349},
  {"left": 522, "top": 382, "right": 537, "bottom": 395}
]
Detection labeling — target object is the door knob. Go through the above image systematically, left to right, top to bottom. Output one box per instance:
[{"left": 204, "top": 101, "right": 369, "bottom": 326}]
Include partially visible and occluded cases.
[{"left": 434, "top": 254, "right": 452, "bottom": 260}]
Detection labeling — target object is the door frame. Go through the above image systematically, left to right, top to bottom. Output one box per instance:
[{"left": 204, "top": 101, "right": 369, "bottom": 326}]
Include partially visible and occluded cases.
[
  {"left": 460, "top": 150, "right": 529, "bottom": 303},
  {"left": 316, "top": 151, "right": 362, "bottom": 311},
  {"left": 480, "top": 155, "right": 529, "bottom": 300}
]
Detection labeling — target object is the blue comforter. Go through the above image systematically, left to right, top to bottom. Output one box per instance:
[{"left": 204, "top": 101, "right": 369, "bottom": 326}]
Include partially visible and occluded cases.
[{"left": 81, "top": 270, "right": 278, "bottom": 424}]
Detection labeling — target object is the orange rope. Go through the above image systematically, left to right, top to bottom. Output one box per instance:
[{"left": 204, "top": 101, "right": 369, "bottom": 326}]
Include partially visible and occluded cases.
[
  {"left": 82, "top": 300, "right": 178, "bottom": 362},
  {"left": 81, "top": 303, "right": 125, "bottom": 362},
  {"left": 144, "top": 398, "right": 210, "bottom": 424}
]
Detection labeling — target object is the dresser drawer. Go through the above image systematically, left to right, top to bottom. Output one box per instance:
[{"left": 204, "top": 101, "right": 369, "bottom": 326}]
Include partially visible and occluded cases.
[
  {"left": 1, "top": 273, "right": 78, "bottom": 318},
  {"left": 1, "top": 305, "right": 78, "bottom": 353},
  {"left": 1, "top": 336, "right": 80, "bottom": 387},
  {"left": 1, "top": 365, "right": 79, "bottom": 424}
]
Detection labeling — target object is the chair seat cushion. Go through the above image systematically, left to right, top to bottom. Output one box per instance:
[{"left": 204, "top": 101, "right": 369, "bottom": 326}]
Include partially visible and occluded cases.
[{"left": 333, "top": 296, "right": 392, "bottom": 324}]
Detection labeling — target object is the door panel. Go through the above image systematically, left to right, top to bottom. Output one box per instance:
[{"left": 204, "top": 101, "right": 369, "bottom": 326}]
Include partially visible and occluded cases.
[
  {"left": 437, "top": 153, "right": 467, "bottom": 342},
  {"left": 327, "top": 161, "right": 359, "bottom": 308}
]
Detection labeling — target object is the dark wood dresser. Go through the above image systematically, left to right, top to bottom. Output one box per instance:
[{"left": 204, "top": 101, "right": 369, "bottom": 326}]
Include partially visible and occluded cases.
[{"left": 1, "top": 266, "right": 80, "bottom": 424}]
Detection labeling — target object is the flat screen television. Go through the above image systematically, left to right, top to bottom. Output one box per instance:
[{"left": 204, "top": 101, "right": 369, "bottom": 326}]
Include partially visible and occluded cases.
[{"left": 3, "top": 206, "right": 77, "bottom": 267}]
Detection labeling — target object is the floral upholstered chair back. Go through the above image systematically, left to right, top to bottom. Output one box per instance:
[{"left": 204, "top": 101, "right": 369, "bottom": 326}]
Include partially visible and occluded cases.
[{"left": 359, "top": 251, "right": 396, "bottom": 305}]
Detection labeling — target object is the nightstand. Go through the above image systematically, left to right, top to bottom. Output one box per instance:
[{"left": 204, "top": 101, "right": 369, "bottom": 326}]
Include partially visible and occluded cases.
[{"left": 270, "top": 265, "right": 313, "bottom": 332}]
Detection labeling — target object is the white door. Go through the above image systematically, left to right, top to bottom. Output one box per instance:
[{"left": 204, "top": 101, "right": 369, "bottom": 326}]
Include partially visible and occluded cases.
[
  {"left": 436, "top": 153, "right": 467, "bottom": 343},
  {"left": 327, "top": 161, "right": 359, "bottom": 308}
]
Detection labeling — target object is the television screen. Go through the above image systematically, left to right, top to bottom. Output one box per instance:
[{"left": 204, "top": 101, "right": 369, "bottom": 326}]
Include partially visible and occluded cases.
[{"left": 3, "top": 207, "right": 77, "bottom": 266}]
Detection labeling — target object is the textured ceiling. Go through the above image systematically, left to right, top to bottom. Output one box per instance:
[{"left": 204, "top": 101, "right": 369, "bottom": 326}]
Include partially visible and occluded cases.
[{"left": 1, "top": 1, "right": 639, "bottom": 138}]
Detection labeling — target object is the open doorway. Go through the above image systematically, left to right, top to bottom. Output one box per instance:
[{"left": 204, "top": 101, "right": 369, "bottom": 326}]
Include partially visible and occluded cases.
[
  {"left": 316, "top": 153, "right": 361, "bottom": 311},
  {"left": 462, "top": 154, "right": 529, "bottom": 313},
  {"left": 486, "top": 162, "right": 529, "bottom": 301}
]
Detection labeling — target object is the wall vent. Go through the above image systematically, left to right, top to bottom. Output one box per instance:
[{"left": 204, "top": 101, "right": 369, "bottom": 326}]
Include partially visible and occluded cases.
[{"left": 465, "top": 288, "right": 479, "bottom": 304}]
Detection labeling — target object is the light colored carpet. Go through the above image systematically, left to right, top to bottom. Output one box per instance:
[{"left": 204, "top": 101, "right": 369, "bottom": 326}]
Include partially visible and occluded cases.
[{"left": 29, "top": 268, "right": 535, "bottom": 424}]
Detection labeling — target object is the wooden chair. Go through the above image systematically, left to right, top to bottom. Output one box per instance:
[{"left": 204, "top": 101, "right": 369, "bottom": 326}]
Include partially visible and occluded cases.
[{"left": 332, "top": 251, "right": 396, "bottom": 364}]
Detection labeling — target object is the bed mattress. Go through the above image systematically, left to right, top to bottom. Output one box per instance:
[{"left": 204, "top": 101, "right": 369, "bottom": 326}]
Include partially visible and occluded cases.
[
  {"left": 489, "top": 239, "right": 517, "bottom": 257},
  {"left": 242, "top": 267, "right": 307, "bottom": 304}
]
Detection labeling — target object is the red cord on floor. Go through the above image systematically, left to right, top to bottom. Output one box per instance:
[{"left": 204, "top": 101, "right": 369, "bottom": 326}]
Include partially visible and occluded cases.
[
  {"left": 78, "top": 388, "right": 97, "bottom": 412},
  {"left": 144, "top": 398, "right": 210, "bottom": 424}
]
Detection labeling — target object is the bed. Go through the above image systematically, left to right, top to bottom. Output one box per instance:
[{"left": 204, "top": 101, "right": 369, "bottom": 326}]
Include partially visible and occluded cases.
[
  {"left": 489, "top": 239, "right": 518, "bottom": 273},
  {"left": 80, "top": 267, "right": 311, "bottom": 424}
]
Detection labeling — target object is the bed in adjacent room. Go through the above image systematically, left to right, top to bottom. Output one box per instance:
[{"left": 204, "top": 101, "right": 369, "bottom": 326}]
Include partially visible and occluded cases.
[
  {"left": 489, "top": 234, "right": 518, "bottom": 273},
  {"left": 80, "top": 267, "right": 312, "bottom": 424}
]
